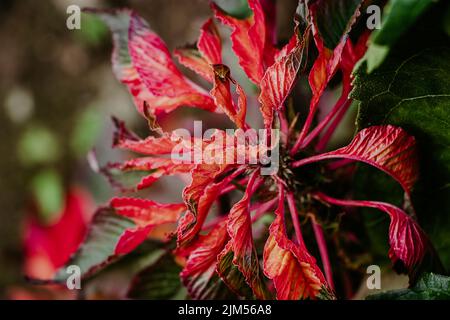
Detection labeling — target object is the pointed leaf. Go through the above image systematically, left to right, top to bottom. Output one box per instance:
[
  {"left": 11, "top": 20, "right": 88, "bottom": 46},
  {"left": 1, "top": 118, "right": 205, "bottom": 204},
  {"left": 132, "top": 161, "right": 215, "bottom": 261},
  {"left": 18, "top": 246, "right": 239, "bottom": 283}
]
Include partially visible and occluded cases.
[
  {"left": 212, "top": 0, "right": 274, "bottom": 84},
  {"left": 211, "top": 64, "right": 247, "bottom": 129},
  {"left": 294, "top": 125, "right": 418, "bottom": 197},
  {"left": 221, "top": 172, "right": 270, "bottom": 299},
  {"left": 263, "top": 186, "right": 330, "bottom": 299},
  {"left": 315, "top": 192, "right": 429, "bottom": 273},
  {"left": 53, "top": 208, "right": 136, "bottom": 282},
  {"left": 180, "top": 222, "right": 235, "bottom": 299}
]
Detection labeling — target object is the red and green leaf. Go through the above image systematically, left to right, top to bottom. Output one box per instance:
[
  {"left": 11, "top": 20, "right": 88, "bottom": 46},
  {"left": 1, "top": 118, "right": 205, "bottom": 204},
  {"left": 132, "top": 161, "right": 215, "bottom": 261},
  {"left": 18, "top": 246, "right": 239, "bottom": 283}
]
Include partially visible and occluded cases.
[
  {"left": 89, "top": 9, "right": 216, "bottom": 115},
  {"left": 219, "top": 171, "right": 270, "bottom": 299},
  {"left": 263, "top": 185, "right": 330, "bottom": 299},
  {"left": 179, "top": 221, "right": 235, "bottom": 299}
]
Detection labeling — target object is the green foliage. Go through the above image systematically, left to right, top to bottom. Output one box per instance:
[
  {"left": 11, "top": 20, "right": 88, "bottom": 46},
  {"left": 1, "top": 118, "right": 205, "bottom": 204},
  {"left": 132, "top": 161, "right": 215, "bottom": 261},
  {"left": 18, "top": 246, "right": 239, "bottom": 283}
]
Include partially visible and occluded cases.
[
  {"left": 314, "top": 0, "right": 362, "bottom": 49},
  {"left": 362, "top": 0, "right": 435, "bottom": 72},
  {"left": 352, "top": 4, "right": 450, "bottom": 269},
  {"left": 70, "top": 107, "right": 103, "bottom": 157},
  {"left": 17, "top": 125, "right": 60, "bottom": 166},
  {"left": 31, "top": 169, "right": 64, "bottom": 223},
  {"left": 127, "top": 254, "right": 184, "bottom": 299},
  {"left": 367, "top": 273, "right": 450, "bottom": 300}
]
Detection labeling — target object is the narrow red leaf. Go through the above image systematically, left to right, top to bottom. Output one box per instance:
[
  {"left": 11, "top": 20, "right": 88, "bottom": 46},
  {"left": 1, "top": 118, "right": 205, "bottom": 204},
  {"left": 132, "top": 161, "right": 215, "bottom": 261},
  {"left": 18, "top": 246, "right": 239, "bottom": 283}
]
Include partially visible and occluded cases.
[
  {"left": 198, "top": 18, "right": 222, "bottom": 65},
  {"left": 258, "top": 32, "right": 307, "bottom": 128},
  {"left": 210, "top": 64, "right": 247, "bottom": 129},
  {"left": 293, "top": 125, "right": 419, "bottom": 197},
  {"left": 106, "top": 157, "right": 194, "bottom": 190},
  {"left": 177, "top": 165, "right": 243, "bottom": 246},
  {"left": 314, "top": 192, "right": 429, "bottom": 272}
]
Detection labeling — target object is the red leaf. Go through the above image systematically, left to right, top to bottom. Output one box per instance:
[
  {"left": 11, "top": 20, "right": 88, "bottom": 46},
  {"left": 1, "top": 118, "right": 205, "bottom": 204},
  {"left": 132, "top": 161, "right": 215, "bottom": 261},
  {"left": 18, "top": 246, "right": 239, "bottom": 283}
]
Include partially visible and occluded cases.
[
  {"left": 212, "top": 0, "right": 274, "bottom": 84},
  {"left": 126, "top": 10, "right": 216, "bottom": 113},
  {"left": 198, "top": 18, "right": 222, "bottom": 65},
  {"left": 174, "top": 19, "right": 222, "bottom": 83},
  {"left": 258, "top": 31, "right": 308, "bottom": 128},
  {"left": 174, "top": 48, "right": 215, "bottom": 83},
  {"left": 210, "top": 64, "right": 247, "bottom": 129},
  {"left": 112, "top": 117, "right": 177, "bottom": 155},
  {"left": 293, "top": 125, "right": 419, "bottom": 197},
  {"left": 106, "top": 157, "right": 194, "bottom": 190},
  {"left": 177, "top": 165, "right": 242, "bottom": 246},
  {"left": 220, "top": 171, "right": 270, "bottom": 299},
  {"left": 263, "top": 185, "right": 330, "bottom": 299},
  {"left": 24, "top": 188, "right": 93, "bottom": 279},
  {"left": 314, "top": 192, "right": 429, "bottom": 272},
  {"left": 110, "top": 197, "right": 185, "bottom": 226},
  {"left": 111, "top": 197, "right": 185, "bottom": 254},
  {"left": 180, "top": 221, "right": 229, "bottom": 299},
  {"left": 114, "top": 226, "right": 153, "bottom": 255}
]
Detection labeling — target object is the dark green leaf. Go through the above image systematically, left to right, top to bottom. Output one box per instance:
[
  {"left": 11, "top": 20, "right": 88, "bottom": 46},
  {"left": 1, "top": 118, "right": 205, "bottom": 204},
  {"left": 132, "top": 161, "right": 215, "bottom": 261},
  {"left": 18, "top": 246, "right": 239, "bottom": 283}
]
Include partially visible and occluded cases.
[
  {"left": 313, "top": 0, "right": 362, "bottom": 49},
  {"left": 362, "top": 0, "right": 437, "bottom": 72},
  {"left": 372, "top": 0, "right": 434, "bottom": 47},
  {"left": 352, "top": 8, "right": 450, "bottom": 269},
  {"left": 127, "top": 254, "right": 183, "bottom": 299},
  {"left": 367, "top": 273, "right": 450, "bottom": 300}
]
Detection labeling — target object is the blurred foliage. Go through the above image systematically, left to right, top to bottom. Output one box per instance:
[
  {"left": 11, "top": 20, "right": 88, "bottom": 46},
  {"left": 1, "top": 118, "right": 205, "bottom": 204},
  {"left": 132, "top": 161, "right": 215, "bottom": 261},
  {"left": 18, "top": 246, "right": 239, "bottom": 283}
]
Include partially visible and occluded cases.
[{"left": 31, "top": 169, "right": 64, "bottom": 224}]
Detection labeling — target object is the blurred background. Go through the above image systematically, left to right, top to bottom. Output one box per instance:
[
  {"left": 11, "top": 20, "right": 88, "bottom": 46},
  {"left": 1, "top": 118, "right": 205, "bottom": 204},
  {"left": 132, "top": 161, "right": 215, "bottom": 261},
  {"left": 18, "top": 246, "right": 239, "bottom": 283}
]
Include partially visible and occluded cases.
[{"left": 0, "top": 0, "right": 307, "bottom": 298}]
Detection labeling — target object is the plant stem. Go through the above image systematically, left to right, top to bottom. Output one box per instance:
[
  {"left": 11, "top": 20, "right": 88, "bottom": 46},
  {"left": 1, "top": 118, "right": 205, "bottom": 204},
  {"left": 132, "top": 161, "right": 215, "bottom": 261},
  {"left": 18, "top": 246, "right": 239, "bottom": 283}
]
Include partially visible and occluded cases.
[
  {"left": 287, "top": 192, "right": 305, "bottom": 246},
  {"left": 311, "top": 216, "right": 335, "bottom": 290}
]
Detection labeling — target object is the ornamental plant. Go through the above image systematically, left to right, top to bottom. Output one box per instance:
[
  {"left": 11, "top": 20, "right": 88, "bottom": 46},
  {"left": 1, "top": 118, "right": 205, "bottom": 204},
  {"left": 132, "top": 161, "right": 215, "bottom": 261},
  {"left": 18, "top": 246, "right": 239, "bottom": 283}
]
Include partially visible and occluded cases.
[{"left": 43, "top": 0, "right": 450, "bottom": 299}]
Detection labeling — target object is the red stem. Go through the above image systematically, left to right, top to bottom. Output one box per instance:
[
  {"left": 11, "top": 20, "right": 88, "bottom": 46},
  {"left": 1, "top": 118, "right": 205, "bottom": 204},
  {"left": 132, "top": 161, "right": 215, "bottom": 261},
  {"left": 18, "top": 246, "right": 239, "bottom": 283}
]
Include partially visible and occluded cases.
[
  {"left": 301, "top": 94, "right": 350, "bottom": 150},
  {"left": 315, "top": 99, "right": 352, "bottom": 152},
  {"left": 290, "top": 109, "right": 316, "bottom": 155},
  {"left": 286, "top": 192, "right": 305, "bottom": 246},
  {"left": 311, "top": 217, "right": 335, "bottom": 290}
]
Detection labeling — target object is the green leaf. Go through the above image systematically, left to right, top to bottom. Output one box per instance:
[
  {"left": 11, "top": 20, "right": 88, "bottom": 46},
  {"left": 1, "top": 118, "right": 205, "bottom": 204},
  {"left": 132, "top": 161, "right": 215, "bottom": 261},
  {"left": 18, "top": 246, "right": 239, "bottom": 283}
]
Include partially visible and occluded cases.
[
  {"left": 213, "top": 0, "right": 252, "bottom": 19},
  {"left": 313, "top": 0, "right": 363, "bottom": 49},
  {"left": 362, "top": 0, "right": 436, "bottom": 72},
  {"left": 372, "top": 0, "right": 434, "bottom": 47},
  {"left": 352, "top": 6, "right": 450, "bottom": 269},
  {"left": 70, "top": 107, "right": 103, "bottom": 157},
  {"left": 17, "top": 125, "right": 60, "bottom": 166},
  {"left": 31, "top": 169, "right": 64, "bottom": 224},
  {"left": 54, "top": 208, "right": 135, "bottom": 282},
  {"left": 127, "top": 254, "right": 183, "bottom": 299},
  {"left": 367, "top": 273, "right": 450, "bottom": 300}
]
